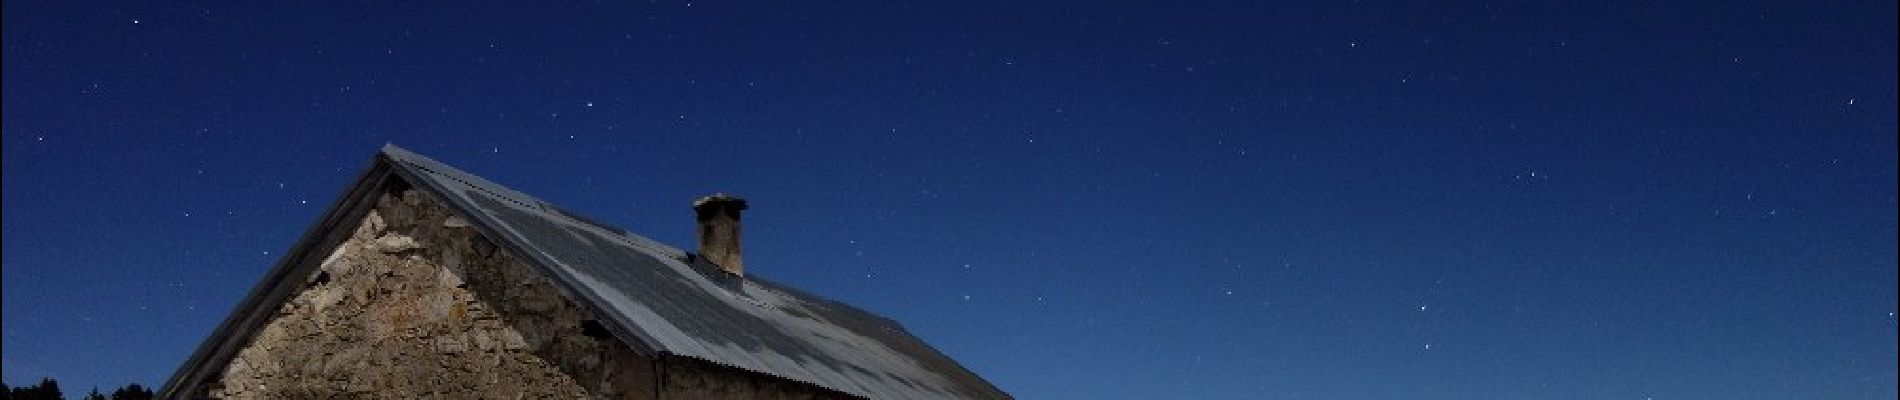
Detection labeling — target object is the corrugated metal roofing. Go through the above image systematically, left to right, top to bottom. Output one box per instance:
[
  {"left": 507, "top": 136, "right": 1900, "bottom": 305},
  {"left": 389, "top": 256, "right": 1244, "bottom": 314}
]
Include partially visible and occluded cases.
[{"left": 379, "top": 145, "right": 1009, "bottom": 399}]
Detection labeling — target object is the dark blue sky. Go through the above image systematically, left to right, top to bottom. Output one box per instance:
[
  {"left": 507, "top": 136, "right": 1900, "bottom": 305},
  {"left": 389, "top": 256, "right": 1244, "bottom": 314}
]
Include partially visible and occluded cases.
[{"left": 4, "top": 1, "right": 1895, "bottom": 398}]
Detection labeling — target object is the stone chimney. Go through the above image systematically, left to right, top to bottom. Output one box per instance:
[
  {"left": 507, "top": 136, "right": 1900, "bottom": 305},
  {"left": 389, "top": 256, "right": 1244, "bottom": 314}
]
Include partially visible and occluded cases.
[{"left": 692, "top": 193, "right": 748, "bottom": 276}]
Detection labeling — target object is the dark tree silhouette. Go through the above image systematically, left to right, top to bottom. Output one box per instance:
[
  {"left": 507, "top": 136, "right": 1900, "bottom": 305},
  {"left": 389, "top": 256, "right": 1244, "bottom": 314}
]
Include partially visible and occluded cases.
[
  {"left": 2, "top": 378, "right": 64, "bottom": 400},
  {"left": 0, "top": 379, "right": 148, "bottom": 400},
  {"left": 107, "top": 385, "right": 151, "bottom": 400}
]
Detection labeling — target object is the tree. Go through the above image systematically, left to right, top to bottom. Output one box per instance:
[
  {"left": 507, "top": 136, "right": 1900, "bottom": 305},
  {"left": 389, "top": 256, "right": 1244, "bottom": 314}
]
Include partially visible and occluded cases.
[
  {"left": 5, "top": 378, "right": 63, "bottom": 400},
  {"left": 34, "top": 378, "right": 61, "bottom": 400},
  {"left": 0, "top": 379, "right": 148, "bottom": 400},
  {"left": 107, "top": 385, "right": 151, "bottom": 400}
]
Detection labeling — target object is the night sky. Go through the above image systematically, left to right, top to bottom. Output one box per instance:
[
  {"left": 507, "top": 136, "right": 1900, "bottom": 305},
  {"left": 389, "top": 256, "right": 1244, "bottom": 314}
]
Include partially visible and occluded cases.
[{"left": 4, "top": 1, "right": 1896, "bottom": 398}]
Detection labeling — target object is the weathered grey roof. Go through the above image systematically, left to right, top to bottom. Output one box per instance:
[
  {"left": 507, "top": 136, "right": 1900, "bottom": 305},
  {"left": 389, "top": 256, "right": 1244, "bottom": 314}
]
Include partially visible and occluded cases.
[{"left": 161, "top": 145, "right": 1009, "bottom": 399}]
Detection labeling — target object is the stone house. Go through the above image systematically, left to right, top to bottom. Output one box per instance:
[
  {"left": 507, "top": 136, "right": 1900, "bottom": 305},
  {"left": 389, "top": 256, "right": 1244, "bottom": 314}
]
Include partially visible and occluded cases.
[{"left": 159, "top": 145, "right": 1010, "bottom": 399}]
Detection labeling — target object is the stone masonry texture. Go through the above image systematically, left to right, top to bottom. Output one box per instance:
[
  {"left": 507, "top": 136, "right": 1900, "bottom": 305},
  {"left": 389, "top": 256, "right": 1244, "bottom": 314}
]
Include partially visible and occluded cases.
[
  {"left": 205, "top": 187, "right": 855, "bottom": 399},
  {"left": 210, "top": 189, "right": 653, "bottom": 399}
]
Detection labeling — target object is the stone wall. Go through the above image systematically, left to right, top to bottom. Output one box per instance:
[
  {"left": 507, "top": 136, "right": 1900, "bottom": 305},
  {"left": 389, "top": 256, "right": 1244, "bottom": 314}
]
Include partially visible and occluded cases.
[
  {"left": 206, "top": 187, "right": 863, "bottom": 400},
  {"left": 209, "top": 189, "right": 655, "bottom": 399}
]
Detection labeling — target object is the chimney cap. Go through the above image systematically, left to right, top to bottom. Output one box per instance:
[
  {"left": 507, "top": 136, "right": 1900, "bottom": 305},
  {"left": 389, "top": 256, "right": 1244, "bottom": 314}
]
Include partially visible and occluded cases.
[{"left": 693, "top": 193, "right": 748, "bottom": 210}]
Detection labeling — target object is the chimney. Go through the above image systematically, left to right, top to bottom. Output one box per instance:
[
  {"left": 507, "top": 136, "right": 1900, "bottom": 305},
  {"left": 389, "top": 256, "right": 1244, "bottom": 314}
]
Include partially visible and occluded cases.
[{"left": 693, "top": 193, "right": 748, "bottom": 276}]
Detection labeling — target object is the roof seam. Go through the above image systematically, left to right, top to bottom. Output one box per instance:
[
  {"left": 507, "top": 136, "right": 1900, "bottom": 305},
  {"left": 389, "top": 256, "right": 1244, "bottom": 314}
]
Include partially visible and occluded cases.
[
  {"left": 394, "top": 155, "right": 687, "bottom": 261},
  {"left": 393, "top": 158, "right": 545, "bottom": 212},
  {"left": 544, "top": 210, "right": 688, "bottom": 263}
]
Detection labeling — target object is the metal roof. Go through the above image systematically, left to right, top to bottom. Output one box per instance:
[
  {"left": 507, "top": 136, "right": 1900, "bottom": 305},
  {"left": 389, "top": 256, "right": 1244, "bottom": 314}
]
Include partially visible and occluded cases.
[{"left": 162, "top": 145, "right": 1008, "bottom": 399}]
